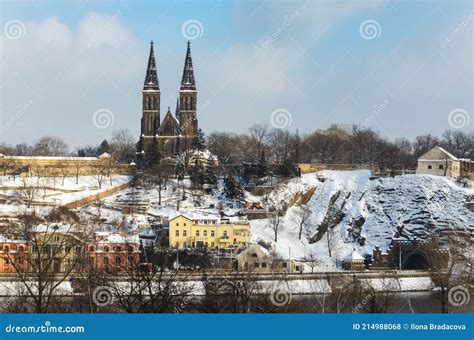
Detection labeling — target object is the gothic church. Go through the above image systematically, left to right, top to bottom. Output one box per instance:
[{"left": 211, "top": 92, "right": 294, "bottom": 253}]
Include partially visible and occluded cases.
[{"left": 138, "top": 41, "right": 198, "bottom": 158}]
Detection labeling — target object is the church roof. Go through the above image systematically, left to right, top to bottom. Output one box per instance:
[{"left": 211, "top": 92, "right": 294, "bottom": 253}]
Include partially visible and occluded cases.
[
  {"left": 144, "top": 41, "right": 159, "bottom": 91},
  {"left": 180, "top": 41, "right": 196, "bottom": 91},
  {"left": 157, "top": 107, "right": 180, "bottom": 136}
]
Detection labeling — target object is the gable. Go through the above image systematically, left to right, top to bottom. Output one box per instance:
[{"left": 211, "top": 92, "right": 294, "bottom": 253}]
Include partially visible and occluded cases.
[
  {"left": 157, "top": 113, "right": 179, "bottom": 136},
  {"left": 419, "top": 147, "right": 458, "bottom": 161}
]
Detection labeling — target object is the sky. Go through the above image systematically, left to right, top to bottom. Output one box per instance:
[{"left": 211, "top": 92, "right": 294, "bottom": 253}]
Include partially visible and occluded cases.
[{"left": 0, "top": 0, "right": 472, "bottom": 149}]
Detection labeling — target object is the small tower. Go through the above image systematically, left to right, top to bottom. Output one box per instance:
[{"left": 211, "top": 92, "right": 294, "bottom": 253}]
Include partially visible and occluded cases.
[
  {"left": 141, "top": 41, "right": 161, "bottom": 138},
  {"left": 179, "top": 41, "right": 198, "bottom": 138}
]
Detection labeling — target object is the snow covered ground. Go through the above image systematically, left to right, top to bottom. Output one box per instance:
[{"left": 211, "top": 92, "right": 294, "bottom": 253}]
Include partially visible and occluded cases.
[
  {"left": 250, "top": 171, "right": 473, "bottom": 265},
  {"left": 0, "top": 175, "right": 131, "bottom": 216}
]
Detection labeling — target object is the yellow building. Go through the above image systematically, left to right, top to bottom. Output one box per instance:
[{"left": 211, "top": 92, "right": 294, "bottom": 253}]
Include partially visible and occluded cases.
[{"left": 169, "top": 214, "right": 249, "bottom": 250}]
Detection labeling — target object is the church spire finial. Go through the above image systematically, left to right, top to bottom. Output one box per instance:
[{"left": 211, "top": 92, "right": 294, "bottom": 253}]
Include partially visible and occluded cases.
[
  {"left": 144, "top": 41, "right": 159, "bottom": 90},
  {"left": 180, "top": 41, "right": 196, "bottom": 90}
]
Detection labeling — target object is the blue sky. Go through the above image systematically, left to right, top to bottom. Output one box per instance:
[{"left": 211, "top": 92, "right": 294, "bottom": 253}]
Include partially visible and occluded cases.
[{"left": 1, "top": 0, "right": 472, "bottom": 148}]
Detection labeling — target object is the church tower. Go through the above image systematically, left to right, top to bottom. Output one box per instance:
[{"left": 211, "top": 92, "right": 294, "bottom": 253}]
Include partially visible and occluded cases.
[
  {"left": 141, "top": 41, "right": 160, "bottom": 139},
  {"left": 178, "top": 41, "right": 198, "bottom": 138}
]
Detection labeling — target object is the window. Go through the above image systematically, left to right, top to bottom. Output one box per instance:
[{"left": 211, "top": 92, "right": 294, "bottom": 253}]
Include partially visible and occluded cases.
[
  {"left": 439, "top": 164, "right": 444, "bottom": 169},
  {"left": 427, "top": 165, "right": 432, "bottom": 169},
  {"left": 176, "top": 223, "right": 179, "bottom": 227},
  {"left": 184, "top": 223, "right": 187, "bottom": 226},
  {"left": 175, "top": 230, "right": 179, "bottom": 237},
  {"left": 183, "top": 230, "right": 187, "bottom": 237},
  {"left": 196, "top": 230, "right": 200, "bottom": 237},
  {"left": 203, "top": 230, "right": 208, "bottom": 237},
  {"left": 211, "top": 231, "right": 215, "bottom": 237},
  {"left": 4, "top": 246, "right": 9, "bottom": 253},
  {"left": 18, "top": 246, "right": 24, "bottom": 252},
  {"left": 89, "top": 246, "right": 95, "bottom": 252},
  {"left": 104, "top": 246, "right": 109, "bottom": 252},
  {"left": 115, "top": 246, "right": 121, "bottom": 252},
  {"left": 128, "top": 246, "right": 134, "bottom": 252},
  {"left": 251, "top": 253, "right": 258, "bottom": 258},
  {"left": 104, "top": 257, "right": 109, "bottom": 264},
  {"left": 115, "top": 257, "right": 121, "bottom": 265},
  {"left": 254, "top": 262, "right": 259, "bottom": 268},
  {"left": 262, "top": 262, "right": 267, "bottom": 268},
  {"left": 282, "top": 262, "right": 287, "bottom": 268},
  {"left": 295, "top": 265, "right": 300, "bottom": 271}
]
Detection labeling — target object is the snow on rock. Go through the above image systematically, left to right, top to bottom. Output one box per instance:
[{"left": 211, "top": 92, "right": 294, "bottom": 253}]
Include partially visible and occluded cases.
[{"left": 251, "top": 171, "right": 473, "bottom": 264}]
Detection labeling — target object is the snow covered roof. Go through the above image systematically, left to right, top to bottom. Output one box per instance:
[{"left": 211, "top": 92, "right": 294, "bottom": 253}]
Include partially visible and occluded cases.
[
  {"left": 418, "top": 147, "right": 459, "bottom": 162},
  {"left": 0, "top": 154, "right": 98, "bottom": 161},
  {"left": 169, "top": 212, "right": 219, "bottom": 221},
  {"left": 31, "top": 223, "right": 78, "bottom": 233},
  {"left": 97, "top": 233, "right": 139, "bottom": 244},
  {"left": 0, "top": 235, "right": 27, "bottom": 243},
  {"left": 236, "top": 243, "right": 271, "bottom": 260},
  {"left": 344, "top": 249, "right": 365, "bottom": 261}
]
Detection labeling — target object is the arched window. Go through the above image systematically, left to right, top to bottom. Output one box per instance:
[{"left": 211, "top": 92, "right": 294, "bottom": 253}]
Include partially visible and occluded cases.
[
  {"left": 4, "top": 246, "right": 9, "bottom": 253},
  {"left": 18, "top": 246, "right": 24, "bottom": 253},
  {"left": 89, "top": 246, "right": 95, "bottom": 252},
  {"left": 104, "top": 246, "right": 109, "bottom": 252},
  {"left": 115, "top": 246, "right": 121, "bottom": 252},
  {"left": 128, "top": 246, "right": 134, "bottom": 253},
  {"left": 251, "top": 253, "right": 258, "bottom": 258}
]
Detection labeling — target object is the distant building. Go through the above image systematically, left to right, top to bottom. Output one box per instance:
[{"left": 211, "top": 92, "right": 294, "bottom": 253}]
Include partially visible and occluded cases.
[
  {"left": 138, "top": 41, "right": 199, "bottom": 157},
  {"left": 330, "top": 124, "right": 356, "bottom": 135},
  {"left": 416, "top": 146, "right": 473, "bottom": 179},
  {"left": 0, "top": 152, "right": 133, "bottom": 176},
  {"left": 169, "top": 214, "right": 249, "bottom": 250},
  {"left": 86, "top": 233, "right": 140, "bottom": 273},
  {"left": 0, "top": 236, "right": 28, "bottom": 273},
  {"left": 236, "top": 244, "right": 305, "bottom": 273},
  {"left": 236, "top": 244, "right": 272, "bottom": 272},
  {"left": 342, "top": 249, "right": 365, "bottom": 271}
]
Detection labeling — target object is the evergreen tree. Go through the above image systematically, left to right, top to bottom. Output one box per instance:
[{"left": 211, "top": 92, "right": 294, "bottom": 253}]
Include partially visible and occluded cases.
[
  {"left": 192, "top": 128, "right": 206, "bottom": 151},
  {"left": 98, "top": 139, "right": 111, "bottom": 154},
  {"left": 144, "top": 139, "right": 161, "bottom": 169},
  {"left": 256, "top": 151, "right": 268, "bottom": 178},
  {"left": 175, "top": 157, "right": 185, "bottom": 182},
  {"left": 190, "top": 157, "right": 205, "bottom": 188},
  {"left": 204, "top": 159, "right": 218, "bottom": 187},
  {"left": 224, "top": 174, "right": 244, "bottom": 204}
]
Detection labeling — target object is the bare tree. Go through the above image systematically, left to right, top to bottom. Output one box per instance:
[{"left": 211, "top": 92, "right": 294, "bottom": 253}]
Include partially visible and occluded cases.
[
  {"left": 32, "top": 136, "right": 69, "bottom": 156},
  {"left": 19, "top": 178, "right": 39, "bottom": 208},
  {"left": 295, "top": 205, "right": 311, "bottom": 240},
  {"left": 6, "top": 209, "right": 85, "bottom": 313},
  {"left": 268, "top": 210, "right": 281, "bottom": 243},
  {"left": 426, "top": 233, "right": 473, "bottom": 313}
]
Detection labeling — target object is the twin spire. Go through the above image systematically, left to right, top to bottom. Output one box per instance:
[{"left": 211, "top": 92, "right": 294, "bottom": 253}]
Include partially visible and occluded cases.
[
  {"left": 143, "top": 40, "right": 196, "bottom": 92},
  {"left": 144, "top": 41, "right": 159, "bottom": 90},
  {"left": 180, "top": 41, "right": 196, "bottom": 90}
]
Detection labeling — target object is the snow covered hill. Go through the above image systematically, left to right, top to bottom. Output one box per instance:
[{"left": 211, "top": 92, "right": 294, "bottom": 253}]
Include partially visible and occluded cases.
[{"left": 250, "top": 171, "right": 473, "bottom": 266}]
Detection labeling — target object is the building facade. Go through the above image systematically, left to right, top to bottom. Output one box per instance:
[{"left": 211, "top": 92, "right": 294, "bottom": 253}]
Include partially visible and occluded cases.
[
  {"left": 138, "top": 41, "right": 198, "bottom": 158},
  {"left": 416, "top": 147, "right": 461, "bottom": 178},
  {"left": 0, "top": 152, "right": 133, "bottom": 177},
  {"left": 169, "top": 214, "right": 249, "bottom": 250},
  {"left": 86, "top": 234, "right": 140, "bottom": 273},
  {"left": 0, "top": 237, "right": 29, "bottom": 274}
]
